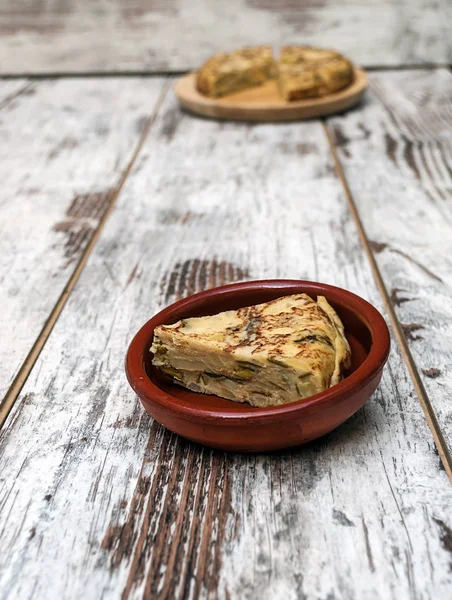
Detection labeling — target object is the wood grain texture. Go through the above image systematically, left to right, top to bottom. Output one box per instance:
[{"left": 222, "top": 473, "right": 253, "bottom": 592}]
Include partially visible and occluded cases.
[
  {"left": 1, "top": 0, "right": 452, "bottom": 74},
  {"left": 174, "top": 68, "right": 367, "bottom": 122},
  {"left": 326, "top": 69, "right": 452, "bottom": 453},
  {"left": 0, "top": 77, "right": 165, "bottom": 403},
  {"left": 0, "top": 80, "right": 30, "bottom": 107},
  {"left": 0, "top": 90, "right": 451, "bottom": 599}
]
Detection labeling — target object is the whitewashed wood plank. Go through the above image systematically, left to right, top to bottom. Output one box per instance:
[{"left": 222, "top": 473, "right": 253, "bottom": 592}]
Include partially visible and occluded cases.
[
  {"left": 0, "top": 0, "right": 451, "bottom": 74},
  {"left": 327, "top": 68, "right": 452, "bottom": 453},
  {"left": 0, "top": 77, "right": 166, "bottom": 402},
  {"left": 0, "top": 80, "right": 29, "bottom": 106},
  {"left": 0, "top": 92, "right": 451, "bottom": 600}
]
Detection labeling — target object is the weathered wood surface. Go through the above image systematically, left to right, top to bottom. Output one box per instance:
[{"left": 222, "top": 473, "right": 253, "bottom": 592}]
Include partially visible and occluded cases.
[
  {"left": 1, "top": 0, "right": 452, "bottom": 74},
  {"left": 327, "top": 68, "right": 452, "bottom": 453},
  {"left": 0, "top": 77, "right": 165, "bottom": 403},
  {"left": 0, "top": 80, "right": 29, "bottom": 106},
  {"left": 0, "top": 91, "right": 451, "bottom": 600}
]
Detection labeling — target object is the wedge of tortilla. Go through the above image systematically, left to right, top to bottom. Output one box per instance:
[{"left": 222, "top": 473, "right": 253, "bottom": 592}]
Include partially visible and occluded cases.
[
  {"left": 196, "top": 46, "right": 276, "bottom": 98},
  {"left": 278, "top": 46, "right": 354, "bottom": 101},
  {"left": 151, "top": 294, "right": 351, "bottom": 408}
]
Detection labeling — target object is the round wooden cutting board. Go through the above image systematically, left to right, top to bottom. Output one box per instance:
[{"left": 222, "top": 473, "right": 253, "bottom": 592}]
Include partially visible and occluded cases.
[{"left": 174, "top": 67, "right": 368, "bottom": 122}]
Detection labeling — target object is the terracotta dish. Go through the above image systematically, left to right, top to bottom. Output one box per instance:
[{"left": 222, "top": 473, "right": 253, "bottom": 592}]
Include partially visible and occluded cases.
[{"left": 125, "top": 280, "right": 390, "bottom": 452}]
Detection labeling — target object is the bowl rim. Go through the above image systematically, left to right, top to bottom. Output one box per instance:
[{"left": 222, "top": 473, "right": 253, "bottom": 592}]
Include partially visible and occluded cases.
[{"left": 125, "top": 279, "right": 390, "bottom": 424}]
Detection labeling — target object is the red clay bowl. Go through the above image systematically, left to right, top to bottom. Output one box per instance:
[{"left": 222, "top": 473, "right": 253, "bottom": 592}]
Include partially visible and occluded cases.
[{"left": 126, "top": 280, "right": 390, "bottom": 452}]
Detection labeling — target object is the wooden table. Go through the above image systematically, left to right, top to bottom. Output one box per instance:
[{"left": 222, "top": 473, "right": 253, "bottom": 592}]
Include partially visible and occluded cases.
[{"left": 1, "top": 3, "right": 452, "bottom": 599}]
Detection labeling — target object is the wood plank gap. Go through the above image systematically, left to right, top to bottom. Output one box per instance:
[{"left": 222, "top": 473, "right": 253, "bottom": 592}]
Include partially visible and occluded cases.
[
  {"left": 0, "top": 63, "right": 452, "bottom": 82},
  {"left": 364, "top": 63, "right": 452, "bottom": 71},
  {"left": 0, "top": 64, "right": 450, "bottom": 80},
  {"left": 0, "top": 71, "right": 188, "bottom": 80},
  {"left": 0, "top": 78, "right": 170, "bottom": 430},
  {"left": 323, "top": 121, "right": 452, "bottom": 483}
]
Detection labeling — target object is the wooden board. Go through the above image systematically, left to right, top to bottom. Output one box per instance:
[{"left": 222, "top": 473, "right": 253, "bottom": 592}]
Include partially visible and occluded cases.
[
  {"left": 1, "top": 0, "right": 452, "bottom": 74},
  {"left": 175, "top": 68, "right": 367, "bottom": 121},
  {"left": 326, "top": 69, "right": 452, "bottom": 454},
  {"left": 0, "top": 77, "right": 166, "bottom": 405},
  {"left": 0, "top": 90, "right": 451, "bottom": 599}
]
